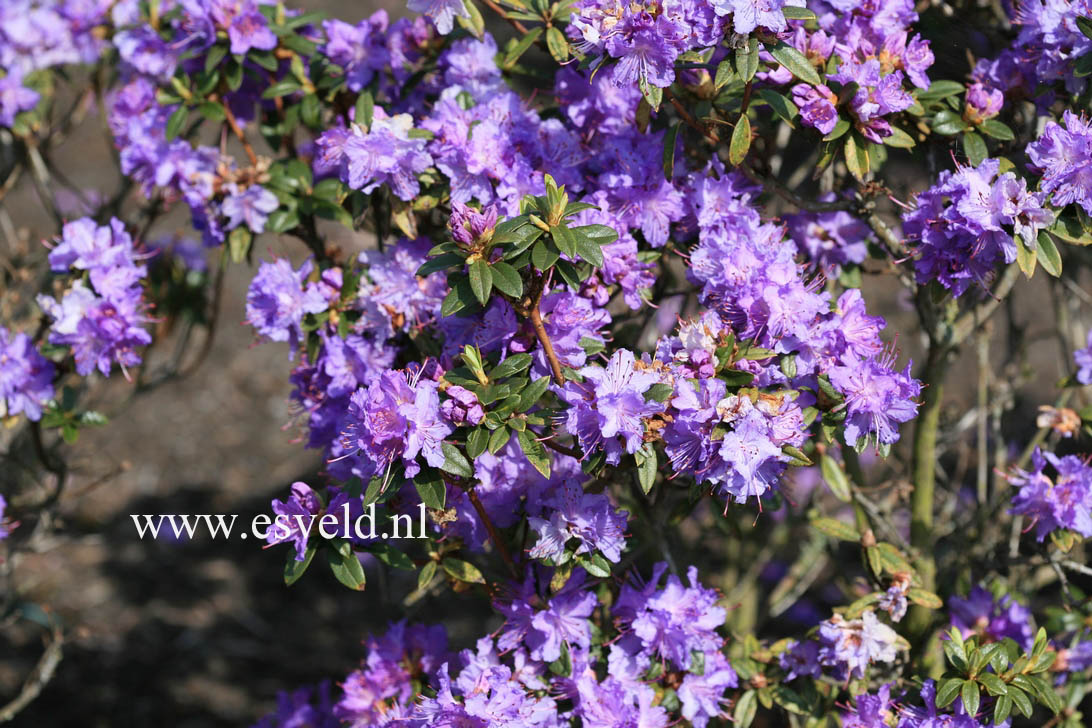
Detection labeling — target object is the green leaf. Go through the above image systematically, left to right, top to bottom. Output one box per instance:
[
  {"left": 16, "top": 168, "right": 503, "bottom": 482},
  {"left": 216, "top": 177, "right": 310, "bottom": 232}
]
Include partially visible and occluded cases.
[
  {"left": 782, "top": 5, "right": 816, "bottom": 19},
  {"left": 1077, "top": 16, "right": 1092, "bottom": 40},
  {"left": 545, "top": 26, "right": 569, "bottom": 62},
  {"left": 503, "top": 28, "right": 543, "bottom": 68},
  {"left": 735, "top": 37, "right": 760, "bottom": 83},
  {"left": 768, "top": 41, "right": 822, "bottom": 85},
  {"left": 205, "top": 44, "right": 228, "bottom": 74},
  {"left": 714, "top": 59, "right": 734, "bottom": 90},
  {"left": 640, "top": 78, "right": 662, "bottom": 110},
  {"left": 262, "top": 80, "right": 302, "bottom": 99},
  {"left": 917, "top": 80, "right": 966, "bottom": 101},
  {"left": 756, "top": 88, "right": 799, "bottom": 125},
  {"left": 355, "top": 91, "right": 374, "bottom": 129},
  {"left": 197, "top": 101, "right": 226, "bottom": 122},
  {"left": 166, "top": 106, "right": 188, "bottom": 140},
  {"left": 932, "top": 109, "right": 968, "bottom": 135},
  {"left": 729, "top": 114, "right": 751, "bottom": 166},
  {"left": 823, "top": 118, "right": 851, "bottom": 141},
  {"left": 979, "top": 119, "right": 1015, "bottom": 141},
  {"left": 663, "top": 122, "right": 681, "bottom": 179},
  {"left": 883, "top": 126, "right": 916, "bottom": 148},
  {"left": 962, "top": 131, "right": 988, "bottom": 166},
  {"left": 844, "top": 134, "right": 869, "bottom": 181},
  {"left": 266, "top": 209, "right": 300, "bottom": 234},
  {"left": 551, "top": 224, "right": 578, "bottom": 257},
  {"left": 570, "top": 226, "right": 610, "bottom": 267},
  {"left": 228, "top": 227, "right": 252, "bottom": 264},
  {"left": 1036, "top": 230, "right": 1062, "bottom": 277},
  {"left": 1015, "top": 234, "right": 1037, "bottom": 278},
  {"left": 531, "top": 239, "right": 560, "bottom": 271},
  {"left": 418, "top": 253, "right": 467, "bottom": 277},
  {"left": 469, "top": 259, "right": 493, "bottom": 305},
  {"left": 490, "top": 261, "right": 523, "bottom": 297},
  {"left": 441, "top": 277, "right": 476, "bottom": 317},
  {"left": 491, "top": 353, "right": 533, "bottom": 380},
  {"left": 519, "top": 377, "right": 552, "bottom": 411},
  {"left": 644, "top": 382, "right": 674, "bottom": 403},
  {"left": 488, "top": 425, "right": 511, "bottom": 454},
  {"left": 515, "top": 428, "right": 551, "bottom": 478},
  {"left": 440, "top": 442, "right": 474, "bottom": 478},
  {"left": 636, "top": 443, "right": 657, "bottom": 494},
  {"left": 820, "top": 453, "right": 852, "bottom": 502},
  {"left": 414, "top": 473, "right": 446, "bottom": 509},
  {"left": 810, "top": 516, "right": 860, "bottom": 541},
  {"left": 369, "top": 543, "right": 414, "bottom": 570},
  {"left": 327, "top": 544, "right": 367, "bottom": 590},
  {"left": 284, "top": 546, "right": 316, "bottom": 586},
  {"left": 580, "top": 552, "right": 612, "bottom": 578},
  {"left": 442, "top": 557, "right": 485, "bottom": 584},
  {"left": 417, "top": 560, "right": 438, "bottom": 591},
  {"left": 906, "top": 587, "right": 943, "bottom": 609},
  {"left": 978, "top": 673, "right": 1009, "bottom": 697},
  {"left": 936, "top": 678, "right": 964, "bottom": 709},
  {"left": 1007, "top": 685, "right": 1033, "bottom": 718},
  {"left": 734, "top": 690, "right": 758, "bottom": 728},
  {"left": 994, "top": 695, "right": 1013, "bottom": 725}
]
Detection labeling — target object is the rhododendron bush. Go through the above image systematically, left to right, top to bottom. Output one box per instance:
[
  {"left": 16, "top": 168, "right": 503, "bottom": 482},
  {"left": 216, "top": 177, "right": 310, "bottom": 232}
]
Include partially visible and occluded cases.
[{"left": 3, "top": 0, "right": 1092, "bottom": 724}]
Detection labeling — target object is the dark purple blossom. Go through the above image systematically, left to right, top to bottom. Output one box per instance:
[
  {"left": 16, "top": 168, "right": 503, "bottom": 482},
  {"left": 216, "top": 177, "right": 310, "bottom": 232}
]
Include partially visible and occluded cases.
[
  {"left": 0, "top": 328, "right": 53, "bottom": 422},
  {"left": 1008, "top": 448, "right": 1092, "bottom": 542},
  {"left": 949, "top": 585, "right": 1034, "bottom": 651}
]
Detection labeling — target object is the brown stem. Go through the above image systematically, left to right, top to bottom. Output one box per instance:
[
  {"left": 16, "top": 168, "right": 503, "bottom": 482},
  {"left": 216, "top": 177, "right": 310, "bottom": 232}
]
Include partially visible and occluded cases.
[
  {"left": 478, "top": 0, "right": 529, "bottom": 34},
  {"left": 665, "top": 88, "right": 719, "bottom": 144},
  {"left": 220, "top": 97, "right": 259, "bottom": 167},
  {"left": 739, "top": 163, "right": 856, "bottom": 213},
  {"left": 522, "top": 272, "right": 565, "bottom": 384},
  {"left": 541, "top": 438, "right": 580, "bottom": 459},
  {"left": 465, "top": 487, "right": 518, "bottom": 578},
  {"left": 0, "top": 622, "right": 63, "bottom": 722}
]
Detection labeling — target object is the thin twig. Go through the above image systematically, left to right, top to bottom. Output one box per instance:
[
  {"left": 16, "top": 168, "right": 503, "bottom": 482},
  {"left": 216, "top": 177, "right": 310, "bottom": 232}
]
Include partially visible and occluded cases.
[
  {"left": 465, "top": 487, "right": 518, "bottom": 578},
  {"left": 0, "top": 622, "right": 63, "bottom": 722}
]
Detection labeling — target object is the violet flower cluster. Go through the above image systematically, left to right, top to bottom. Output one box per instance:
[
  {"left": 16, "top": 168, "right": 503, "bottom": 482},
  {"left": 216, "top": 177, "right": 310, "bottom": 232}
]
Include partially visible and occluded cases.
[
  {"left": 902, "top": 158, "right": 1053, "bottom": 297},
  {"left": 37, "top": 218, "right": 152, "bottom": 378},
  {"left": 0, "top": 327, "right": 54, "bottom": 422},
  {"left": 1007, "top": 448, "right": 1092, "bottom": 543}
]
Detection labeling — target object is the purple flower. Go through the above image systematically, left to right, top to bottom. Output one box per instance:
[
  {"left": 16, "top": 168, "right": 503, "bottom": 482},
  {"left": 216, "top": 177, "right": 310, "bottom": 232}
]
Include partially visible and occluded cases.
[
  {"left": 211, "top": 0, "right": 278, "bottom": 55},
  {"left": 406, "top": 0, "right": 470, "bottom": 35},
  {"left": 711, "top": 0, "right": 806, "bottom": 35},
  {"left": 321, "top": 14, "right": 390, "bottom": 92},
  {"left": 0, "top": 70, "right": 39, "bottom": 127},
  {"left": 965, "top": 82, "right": 1004, "bottom": 123},
  {"left": 793, "top": 84, "right": 840, "bottom": 135},
  {"left": 315, "top": 111, "right": 433, "bottom": 201},
  {"left": 1027, "top": 111, "right": 1092, "bottom": 215},
  {"left": 904, "top": 158, "right": 1053, "bottom": 296},
  {"left": 222, "top": 184, "right": 279, "bottom": 234},
  {"left": 449, "top": 202, "right": 498, "bottom": 246},
  {"left": 786, "top": 204, "right": 871, "bottom": 274},
  {"left": 245, "top": 258, "right": 329, "bottom": 349},
  {"left": 38, "top": 283, "right": 153, "bottom": 377},
  {"left": 0, "top": 327, "right": 54, "bottom": 421},
  {"left": 1076, "top": 329, "right": 1092, "bottom": 384},
  {"left": 560, "top": 349, "right": 664, "bottom": 465},
  {"left": 828, "top": 351, "right": 921, "bottom": 449},
  {"left": 342, "top": 370, "right": 452, "bottom": 478},
  {"left": 440, "top": 385, "right": 485, "bottom": 426},
  {"left": 1008, "top": 448, "right": 1092, "bottom": 542},
  {"left": 528, "top": 478, "right": 628, "bottom": 563},
  {"left": 267, "top": 482, "right": 326, "bottom": 561},
  {"left": 0, "top": 494, "right": 8, "bottom": 540},
  {"left": 623, "top": 565, "right": 727, "bottom": 670},
  {"left": 530, "top": 584, "right": 597, "bottom": 662},
  {"left": 949, "top": 585, "right": 1034, "bottom": 651},
  {"left": 817, "top": 610, "right": 900, "bottom": 681},
  {"left": 335, "top": 621, "right": 449, "bottom": 725},
  {"left": 678, "top": 652, "right": 738, "bottom": 728},
  {"left": 898, "top": 680, "right": 983, "bottom": 728},
  {"left": 253, "top": 681, "right": 339, "bottom": 728},
  {"left": 843, "top": 684, "right": 895, "bottom": 728}
]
